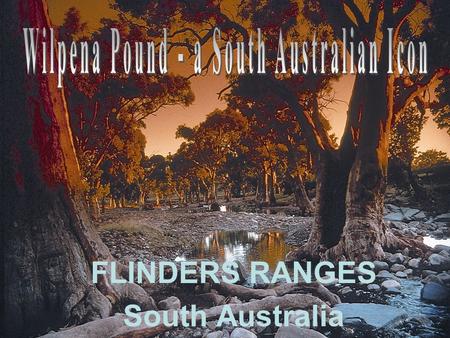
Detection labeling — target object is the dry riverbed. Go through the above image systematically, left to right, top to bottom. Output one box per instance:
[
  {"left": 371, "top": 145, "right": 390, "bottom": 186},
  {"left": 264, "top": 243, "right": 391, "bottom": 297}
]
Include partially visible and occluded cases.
[{"left": 96, "top": 207, "right": 312, "bottom": 263}]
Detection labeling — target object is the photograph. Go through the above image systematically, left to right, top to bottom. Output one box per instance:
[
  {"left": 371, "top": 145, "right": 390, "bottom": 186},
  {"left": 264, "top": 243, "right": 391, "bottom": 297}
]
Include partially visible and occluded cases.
[{"left": 1, "top": 0, "right": 449, "bottom": 337}]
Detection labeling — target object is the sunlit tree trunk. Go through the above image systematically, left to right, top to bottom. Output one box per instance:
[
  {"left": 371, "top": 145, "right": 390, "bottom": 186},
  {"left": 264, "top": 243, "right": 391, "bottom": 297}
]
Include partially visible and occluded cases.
[
  {"left": 265, "top": 164, "right": 276, "bottom": 206},
  {"left": 209, "top": 170, "right": 217, "bottom": 201},
  {"left": 291, "top": 173, "right": 314, "bottom": 215}
]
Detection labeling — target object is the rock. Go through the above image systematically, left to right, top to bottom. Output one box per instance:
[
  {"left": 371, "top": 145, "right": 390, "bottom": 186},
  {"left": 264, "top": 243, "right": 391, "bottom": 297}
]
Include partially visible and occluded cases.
[
  {"left": 210, "top": 202, "right": 220, "bottom": 211},
  {"left": 385, "top": 204, "right": 401, "bottom": 213},
  {"left": 401, "top": 207, "right": 422, "bottom": 219},
  {"left": 412, "top": 211, "right": 426, "bottom": 221},
  {"left": 385, "top": 212, "right": 404, "bottom": 222},
  {"left": 434, "top": 213, "right": 450, "bottom": 223},
  {"left": 394, "top": 221, "right": 408, "bottom": 230},
  {"left": 432, "top": 244, "right": 450, "bottom": 253},
  {"left": 402, "top": 247, "right": 410, "bottom": 256},
  {"left": 439, "top": 250, "right": 450, "bottom": 258},
  {"left": 388, "top": 253, "right": 405, "bottom": 264},
  {"left": 428, "top": 253, "right": 450, "bottom": 271},
  {"left": 407, "top": 258, "right": 421, "bottom": 269},
  {"left": 234, "top": 260, "right": 248, "bottom": 283},
  {"left": 373, "top": 260, "right": 389, "bottom": 272},
  {"left": 390, "top": 264, "right": 406, "bottom": 272},
  {"left": 404, "top": 268, "right": 413, "bottom": 275},
  {"left": 376, "top": 270, "right": 395, "bottom": 279},
  {"left": 422, "top": 270, "right": 438, "bottom": 278},
  {"left": 395, "top": 271, "right": 408, "bottom": 278},
  {"left": 436, "top": 272, "right": 450, "bottom": 286},
  {"left": 422, "top": 274, "right": 443, "bottom": 285},
  {"left": 320, "top": 275, "right": 338, "bottom": 286},
  {"left": 381, "top": 279, "right": 401, "bottom": 290},
  {"left": 420, "top": 282, "right": 450, "bottom": 305},
  {"left": 367, "top": 284, "right": 381, "bottom": 291},
  {"left": 339, "top": 286, "right": 352, "bottom": 295},
  {"left": 385, "top": 287, "right": 402, "bottom": 294},
  {"left": 158, "top": 296, "right": 181, "bottom": 310},
  {"left": 228, "top": 296, "right": 242, "bottom": 304},
  {"left": 333, "top": 303, "right": 408, "bottom": 329},
  {"left": 206, "top": 321, "right": 218, "bottom": 331},
  {"left": 275, "top": 327, "right": 326, "bottom": 338},
  {"left": 192, "top": 328, "right": 203, "bottom": 338},
  {"left": 230, "top": 328, "right": 256, "bottom": 338},
  {"left": 206, "top": 332, "right": 225, "bottom": 338}
]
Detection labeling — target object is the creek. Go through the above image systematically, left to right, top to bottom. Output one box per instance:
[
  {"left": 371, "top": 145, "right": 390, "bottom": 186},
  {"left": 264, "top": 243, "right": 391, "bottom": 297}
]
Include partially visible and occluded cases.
[{"left": 180, "top": 230, "right": 449, "bottom": 337}]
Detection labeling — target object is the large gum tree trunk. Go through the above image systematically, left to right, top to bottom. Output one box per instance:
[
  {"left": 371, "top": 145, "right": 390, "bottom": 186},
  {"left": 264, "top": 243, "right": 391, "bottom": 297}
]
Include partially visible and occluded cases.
[
  {"left": 1, "top": 1, "right": 154, "bottom": 336},
  {"left": 1, "top": 1, "right": 110, "bottom": 336},
  {"left": 290, "top": 73, "right": 401, "bottom": 262},
  {"left": 327, "top": 75, "right": 391, "bottom": 261},
  {"left": 293, "top": 76, "right": 425, "bottom": 263}
]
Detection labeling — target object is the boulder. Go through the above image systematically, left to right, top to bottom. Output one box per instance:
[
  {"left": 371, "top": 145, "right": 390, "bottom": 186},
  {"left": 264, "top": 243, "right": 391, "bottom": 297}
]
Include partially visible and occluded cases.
[
  {"left": 385, "top": 204, "right": 401, "bottom": 213},
  {"left": 400, "top": 207, "right": 422, "bottom": 219},
  {"left": 412, "top": 211, "right": 426, "bottom": 221},
  {"left": 385, "top": 212, "right": 405, "bottom": 222},
  {"left": 434, "top": 213, "right": 450, "bottom": 223},
  {"left": 432, "top": 244, "right": 450, "bottom": 253},
  {"left": 439, "top": 250, "right": 450, "bottom": 258},
  {"left": 388, "top": 253, "right": 405, "bottom": 264},
  {"left": 428, "top": 253, "right": 450, "bottom": 271},
  {"left": 407, "top": 258, "right": 421, "bottom": 269},
  {"left": 234, "top": 260, "right": 248, "bottom": 284},
  {"left": 373, "top": 260, "right": 389, "bottom": 272},
  {"left": 390, "top": 264, "right": 406, "bottom": 272},
  {"left": 376, "top": 270, "right": 396, "bottom": 279},
  {"left": 422, "top": 270, "right": 438, "bottom": 278},
  {"left": 395, "top": 271, "right": 408, "bottom": 278},
  {"left": 436, "top": 272, "right": 450, "bottom": 286},
  {"left": 381, "top": 279, "right": 401, "bottom": 290},
  {"left": 420, "top": 282, "right": 450, "bottom": 305},
  {"left": 367, "top": 284, "right": 381, "bottom": 291},
  {"left": 339, "top": 286, "right": 352, "bottom": 295},
  {"left": 384, "top": 287, "right": 402, "bottom": 294},
  {"left": 158, "top": 296, "right": 181, "bottom": 310},
  {"left": 333, "top": 303, "right": 407, "bottom": 330},
  {"left": 275, "top": 327, "right": 326, "bottom": 338},
  {"left": 230, "top": 328, "right": 256, "bottom": 338},
  {"left": 207, "top": 331, "right": 229, "bottom": 338},
  {"left": 206, "top": 332, "right": 224, "bottom": 338}
]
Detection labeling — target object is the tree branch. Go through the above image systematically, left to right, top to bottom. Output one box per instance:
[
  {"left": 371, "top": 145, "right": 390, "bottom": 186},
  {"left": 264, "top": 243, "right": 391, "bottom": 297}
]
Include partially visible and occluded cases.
[{"left": 393, "top": 67, "right": 449, "bottom": 122}]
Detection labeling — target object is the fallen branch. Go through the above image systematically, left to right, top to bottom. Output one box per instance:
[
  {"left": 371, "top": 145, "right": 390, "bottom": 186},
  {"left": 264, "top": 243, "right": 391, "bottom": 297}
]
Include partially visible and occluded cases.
[{"left": 213, "top": 281, "right": 340, "bottom": 305}]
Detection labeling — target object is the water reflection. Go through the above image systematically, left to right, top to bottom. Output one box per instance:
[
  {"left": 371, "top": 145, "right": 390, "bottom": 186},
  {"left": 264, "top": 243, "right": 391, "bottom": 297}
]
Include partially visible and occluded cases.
[{"left": 189, "top": 230, "right": 292, "bottom": 270}]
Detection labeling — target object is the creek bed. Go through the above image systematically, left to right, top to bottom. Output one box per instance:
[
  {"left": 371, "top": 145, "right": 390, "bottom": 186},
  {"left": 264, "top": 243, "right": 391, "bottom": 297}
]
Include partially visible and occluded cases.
[{"left": 181, "top": 229, "right": 450, "bottom": 337}]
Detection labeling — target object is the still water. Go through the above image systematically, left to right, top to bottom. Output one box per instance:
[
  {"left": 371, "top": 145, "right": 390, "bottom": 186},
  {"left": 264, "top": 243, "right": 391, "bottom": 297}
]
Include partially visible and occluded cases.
[{"left": 182, "top": 230, "right": 292, "bottom": 270}]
